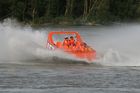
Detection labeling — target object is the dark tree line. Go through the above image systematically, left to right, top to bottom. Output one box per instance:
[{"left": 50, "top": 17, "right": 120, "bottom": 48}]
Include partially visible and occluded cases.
[{"left": 0, "top": 0, "right": 140, "bottom": 24}]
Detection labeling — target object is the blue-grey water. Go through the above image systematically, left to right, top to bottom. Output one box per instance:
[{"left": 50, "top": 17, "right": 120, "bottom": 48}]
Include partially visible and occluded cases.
[
  {"left": 0, "top": 19, "right": 140, "bottom": 93},
  {"left": 0, "top": 63, "right": 140, "bottom": 93}
]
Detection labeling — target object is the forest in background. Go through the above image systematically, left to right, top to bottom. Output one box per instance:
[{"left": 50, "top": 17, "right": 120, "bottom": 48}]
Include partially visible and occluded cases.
[{"left": 0, "top": 0, "right": 140, "bottom": 25}]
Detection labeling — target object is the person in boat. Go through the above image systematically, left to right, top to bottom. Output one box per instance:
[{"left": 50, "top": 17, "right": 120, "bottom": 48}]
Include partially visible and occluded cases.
[
  {"left": 63, "top": 36, "right": 70, "bottom": 48},
  {"left": 69, "top": 36, "right": 75, "bottom": 46},
  {"left": 76, "top": 42, "right": 88, "bottom": 52},
  {"left": 82, "top": 42, "right": 93, "bottom": 52}
]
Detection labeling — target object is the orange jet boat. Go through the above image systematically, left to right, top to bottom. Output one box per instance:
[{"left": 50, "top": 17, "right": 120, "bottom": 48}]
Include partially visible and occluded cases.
[{"left": 46, "top": 31, "right": 96, "bottom": 62}]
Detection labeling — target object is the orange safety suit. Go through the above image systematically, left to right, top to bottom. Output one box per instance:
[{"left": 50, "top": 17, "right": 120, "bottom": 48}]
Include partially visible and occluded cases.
[
  {"left": 63, "top": 39, "right": 70, "bottom": 49},
  {"left": 63, "top": 39, "right": 69, "bottom": 45},
  {"left": 69, "top": 39, "right": 75, "bottom": 46}
]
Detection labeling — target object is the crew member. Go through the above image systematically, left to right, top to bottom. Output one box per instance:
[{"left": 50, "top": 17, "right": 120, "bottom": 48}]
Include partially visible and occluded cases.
[
  {"left": 63, "top": 36, "right": 70, "bottom": 49},
  {"left": 69, "top": 36, "right": 75, "bottom": 46}
]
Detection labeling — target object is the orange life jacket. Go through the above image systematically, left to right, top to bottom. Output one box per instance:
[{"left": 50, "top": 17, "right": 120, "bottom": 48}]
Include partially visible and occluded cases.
[
  {"left": 69, "top": 39, "right": 75, "bottom": 46},
  {"left": 63, "top": 40, "right": 69, "bottom": 46},
  {"left": 63, "top": 45, "right": 69, "bottom": 50}
]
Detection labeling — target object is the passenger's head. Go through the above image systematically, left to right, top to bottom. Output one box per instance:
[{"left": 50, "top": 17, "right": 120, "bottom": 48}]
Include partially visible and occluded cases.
[
  {"left": 64, "top": 36, "right": 68, "bottom": 40},
  {"left": 70, "top": 36, "right": 74, "bottom": 39},
  {"left": 81, "top": 42, "right": 87, "bottom": 46},
  {"left": 83, "top": 42, "right": 87, "bottom": 47}
]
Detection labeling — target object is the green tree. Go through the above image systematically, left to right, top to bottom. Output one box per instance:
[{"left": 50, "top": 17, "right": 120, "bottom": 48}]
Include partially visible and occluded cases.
[{"left": 94, "top": 0, "right": 110, "bottom": 23}]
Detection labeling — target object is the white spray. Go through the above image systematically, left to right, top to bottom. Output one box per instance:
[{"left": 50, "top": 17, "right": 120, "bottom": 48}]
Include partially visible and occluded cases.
[
  {"left": 0, "top": 19, "right": 79, "bottom": 64},
  {"left": 86, "top": 24, "right": 140, "bottom": 66}
]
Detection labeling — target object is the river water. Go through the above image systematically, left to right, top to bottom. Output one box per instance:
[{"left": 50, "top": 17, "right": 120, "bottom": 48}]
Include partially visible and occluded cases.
[{"left": 0, "top": 19, "right": 140, "bottom": 93}]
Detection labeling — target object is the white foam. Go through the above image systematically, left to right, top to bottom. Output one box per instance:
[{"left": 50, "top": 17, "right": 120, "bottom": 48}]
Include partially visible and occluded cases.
[
  {"left": 0, "top": 19, "right": 80, "bottom": 63},
  {"left": 89, "top": 23, "right": 140, "bottom": 66}
]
